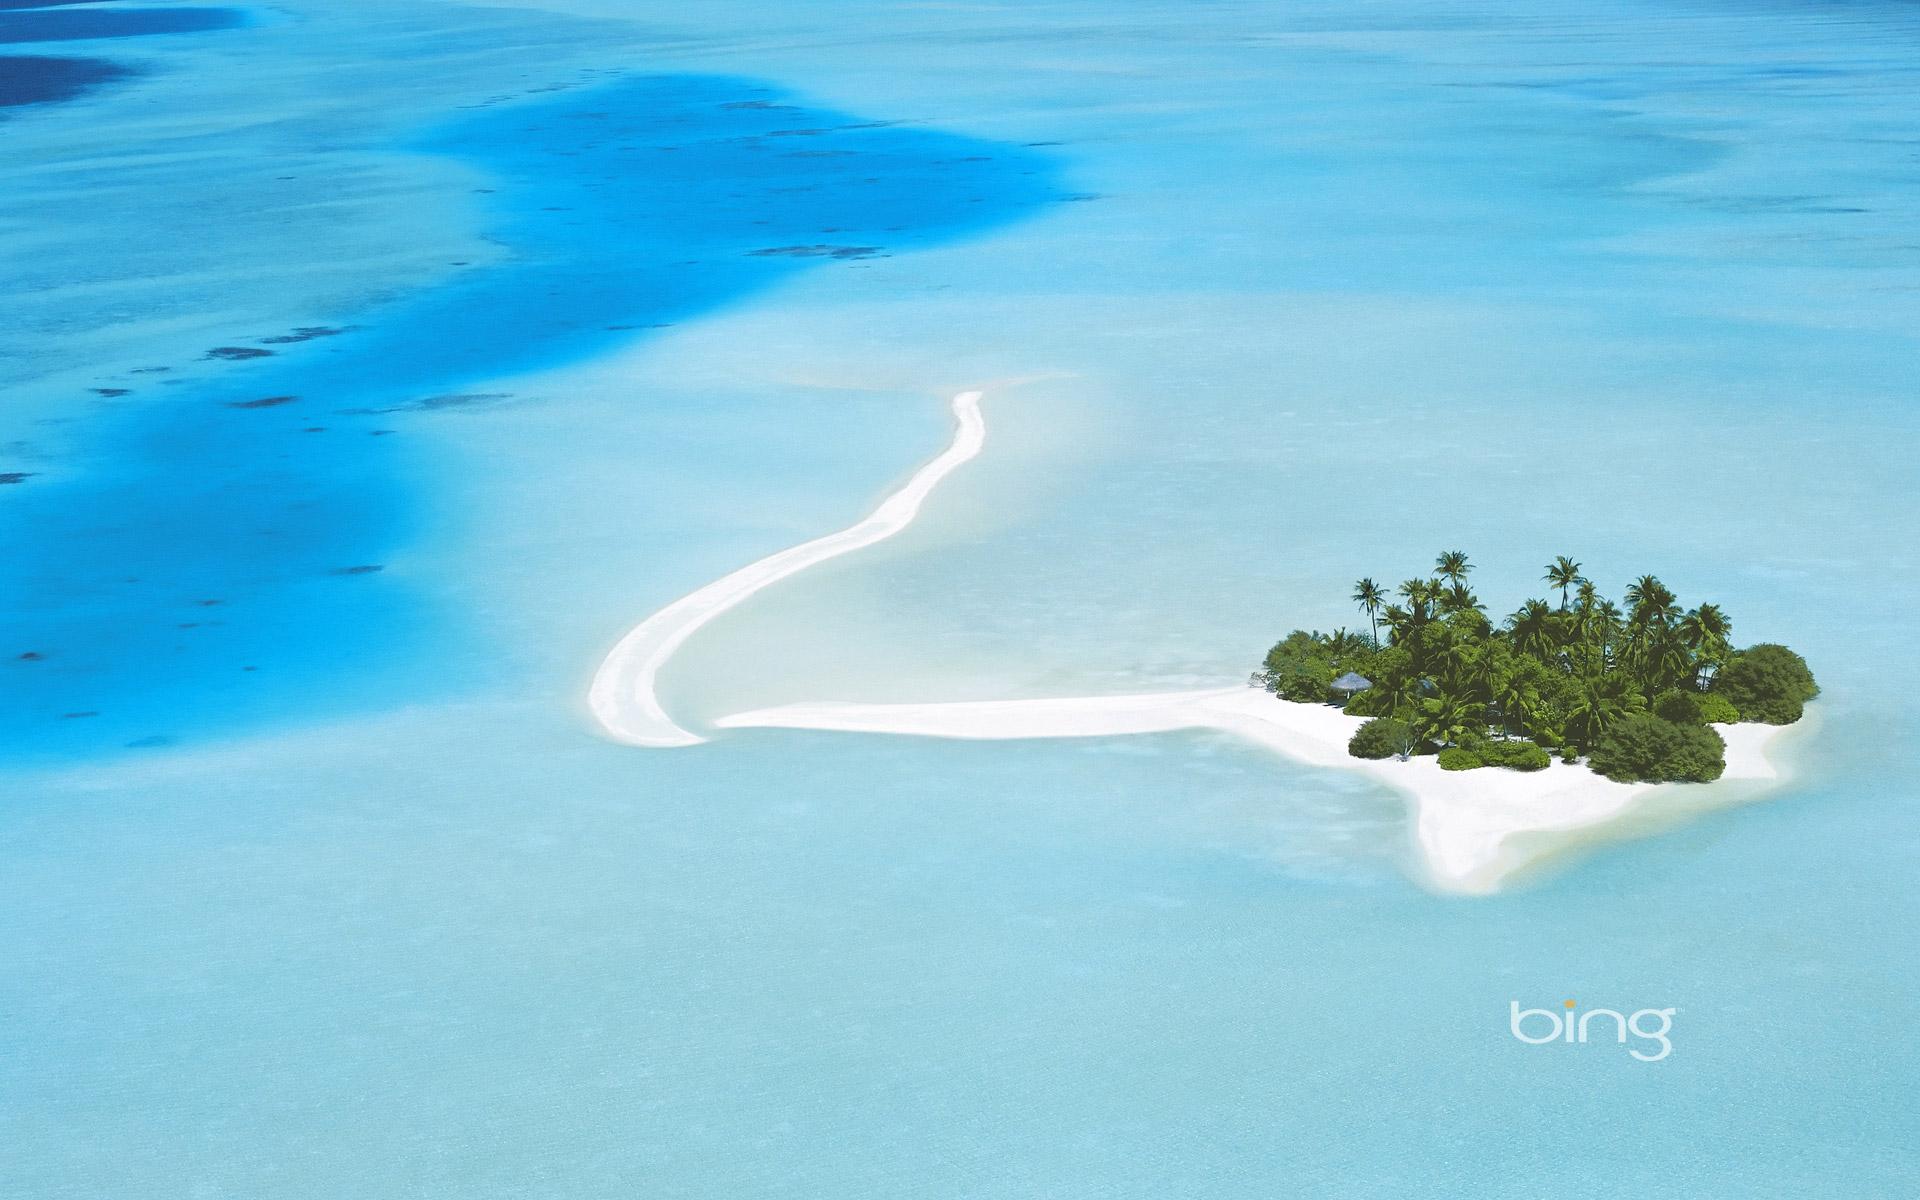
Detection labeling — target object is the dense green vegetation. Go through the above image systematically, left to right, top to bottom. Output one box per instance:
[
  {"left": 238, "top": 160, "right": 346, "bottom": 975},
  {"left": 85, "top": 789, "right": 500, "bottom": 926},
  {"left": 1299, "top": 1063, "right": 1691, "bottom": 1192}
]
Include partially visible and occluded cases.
[
  {"left": 1255, "top": 552, "right": 1817, "bottom": 784},
  {"left": 1713, "top": 643, "right": 1820, "bottom": 725},
  {"left": 1588, "top": 714, "right": 1727, "bottom": 783},
  {"left": 1348, "top": 717, "right": 1416, "bottom": 761},
  {"left": 1438, "top": 740, "right": 1552, "bottom": 773}
]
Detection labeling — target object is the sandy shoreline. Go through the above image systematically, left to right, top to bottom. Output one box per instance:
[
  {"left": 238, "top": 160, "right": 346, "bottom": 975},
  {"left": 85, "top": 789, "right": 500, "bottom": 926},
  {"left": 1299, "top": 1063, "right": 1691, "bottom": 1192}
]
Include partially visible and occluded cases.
[{"left": 715, "top": 688, "right": 1802, "bottom": 894}]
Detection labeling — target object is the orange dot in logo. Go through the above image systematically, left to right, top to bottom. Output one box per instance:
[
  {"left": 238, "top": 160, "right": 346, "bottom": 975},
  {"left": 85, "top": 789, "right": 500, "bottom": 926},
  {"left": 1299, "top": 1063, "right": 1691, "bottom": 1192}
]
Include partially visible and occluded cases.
[{"left": 1564, "top": 999, "right": 1577, "bottom": 1009}]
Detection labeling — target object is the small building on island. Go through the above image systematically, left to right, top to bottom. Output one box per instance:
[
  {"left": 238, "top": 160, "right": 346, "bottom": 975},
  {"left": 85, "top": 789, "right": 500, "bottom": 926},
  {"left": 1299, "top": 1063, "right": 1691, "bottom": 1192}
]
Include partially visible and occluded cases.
[{"left": 1330, "top": 671, "right": 1373, "bottom": 702}]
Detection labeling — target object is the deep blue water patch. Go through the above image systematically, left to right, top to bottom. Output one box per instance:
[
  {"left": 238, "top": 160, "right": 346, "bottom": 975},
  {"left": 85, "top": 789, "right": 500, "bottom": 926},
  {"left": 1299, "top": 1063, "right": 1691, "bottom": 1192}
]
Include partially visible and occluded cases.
[
  {"left": 0, "top": 7, "right": 240, "bottom": 43},
  {"left": 0, "top": 53, "right": 131, "bottom": 106},
  {"left": 0, "top": 73, "right": 1060, "bottom": 765}
]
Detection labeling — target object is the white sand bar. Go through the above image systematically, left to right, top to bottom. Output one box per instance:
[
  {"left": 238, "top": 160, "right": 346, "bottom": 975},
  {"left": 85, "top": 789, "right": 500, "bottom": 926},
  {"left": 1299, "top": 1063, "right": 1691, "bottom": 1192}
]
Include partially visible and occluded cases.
[
  {"left": 589, "top": 389, "right": 986, "bottom": 747},
  {"left": 716, "top": 688, "right": 1800, "bottom": 894}
]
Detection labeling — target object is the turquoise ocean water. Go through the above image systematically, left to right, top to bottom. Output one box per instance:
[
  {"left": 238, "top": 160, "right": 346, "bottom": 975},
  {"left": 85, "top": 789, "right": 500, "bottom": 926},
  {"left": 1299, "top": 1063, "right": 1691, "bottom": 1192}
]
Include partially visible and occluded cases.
[{"left": 2, "top": 1, "right": 1916, "bottom": 1194}]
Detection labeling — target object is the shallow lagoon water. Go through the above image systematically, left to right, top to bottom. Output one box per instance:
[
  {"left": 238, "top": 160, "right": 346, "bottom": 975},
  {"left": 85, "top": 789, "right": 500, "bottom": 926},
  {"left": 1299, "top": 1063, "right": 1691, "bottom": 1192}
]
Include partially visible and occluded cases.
[
  {"left": 1, "top": 0, "right": 1916, "bottom": 1195},
  {"left": 0, "top": 1, "right": 245, "bottom": 108},
  {"left": 0, "top": 7, "right": 243, "bottom": 43},
  {"left": 0, "top": 55, "right": 131, "bottom": 108},
  {"left": 0, "top": 69, "right": 1054, "bottom": 762}
]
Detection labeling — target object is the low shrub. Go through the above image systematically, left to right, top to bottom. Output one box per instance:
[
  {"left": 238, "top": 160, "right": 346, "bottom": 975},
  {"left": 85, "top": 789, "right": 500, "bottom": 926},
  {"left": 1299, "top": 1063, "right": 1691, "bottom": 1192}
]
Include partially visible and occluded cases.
[
  {"left": 1262, "top": 631, "right": 1336, "bottom": 703},
  {"left": 1713, "top": 644, "right": 1817, "bottom": 725},
  {"left": 1272, "top": 668, "right": 1330, "bottom": 704},
  {"left": 1342, "top": 686, "right": 1388, "bottom": 717},
  {"left": 1652, "top": 689, "right": 1742, "bottom": 727},
  {"left": 1653, "top": 690, "right": 1704, "bottom": 725},
  {"left": 1694, "top": 692, "right": 1740, "bottom": 724},
  {"left": 1588, "top": 715, "right": 1726, "bottom": 783},
  {"left": 1349, "top": 717, "right": 1415, "bottom": 760},
  {"left": 1453, "top": 730, "right": 1493, "bottom": 754},
  {"left": 1482, "top": 740, "right": 1551, "bottom": 771},
  {"left": 1437, "top": 747, "right": 1483, "bottom": 771}
]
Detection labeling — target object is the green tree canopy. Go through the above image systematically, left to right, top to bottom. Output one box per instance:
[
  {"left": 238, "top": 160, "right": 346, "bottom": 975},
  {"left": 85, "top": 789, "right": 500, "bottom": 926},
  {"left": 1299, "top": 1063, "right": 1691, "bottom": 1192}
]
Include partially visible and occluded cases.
[
  {"left": 1259, "top": 551, "right": 1814, "bottom": 781},
  {"left": 1713, "top": 643, "right": 1818, "bottom": 724},
  {"left": 1588, "top": 715, "right": 1727, "bottom": 783},
  {"left": 1349, "top": 717, "right": 1417, "bottom": 760}
]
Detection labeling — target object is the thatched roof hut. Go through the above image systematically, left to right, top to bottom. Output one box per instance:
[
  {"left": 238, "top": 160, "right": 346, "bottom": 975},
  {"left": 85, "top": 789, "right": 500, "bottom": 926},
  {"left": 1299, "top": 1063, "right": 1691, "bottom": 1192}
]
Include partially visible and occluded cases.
[{"left": 1330, "top": 671, "right": 1373, "bottom": 699}]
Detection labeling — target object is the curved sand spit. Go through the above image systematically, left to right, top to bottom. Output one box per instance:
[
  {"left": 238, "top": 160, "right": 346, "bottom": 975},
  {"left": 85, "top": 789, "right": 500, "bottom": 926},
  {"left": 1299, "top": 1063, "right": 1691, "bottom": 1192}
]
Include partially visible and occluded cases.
[
  {"left": 593, "top": 386, "right": 1803, "bottom": 893},
  {"left": 589, "top": 389, "right": 986, "bottom": 747}
]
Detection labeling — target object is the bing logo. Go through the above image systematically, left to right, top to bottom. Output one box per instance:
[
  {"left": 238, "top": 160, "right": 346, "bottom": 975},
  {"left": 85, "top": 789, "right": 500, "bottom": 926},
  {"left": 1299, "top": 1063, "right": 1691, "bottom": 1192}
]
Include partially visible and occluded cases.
[{"left": 1510, "top": 999, "right": 1675, "bottom": 1062}]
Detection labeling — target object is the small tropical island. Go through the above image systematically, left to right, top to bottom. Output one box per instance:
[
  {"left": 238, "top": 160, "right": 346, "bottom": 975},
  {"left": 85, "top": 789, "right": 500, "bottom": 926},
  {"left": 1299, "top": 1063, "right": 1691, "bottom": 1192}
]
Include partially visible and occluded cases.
[
  {"left": 665, "top": 395, "right": 1824, "bottom": 893},
  {"left": 1256, "top": 552, "right": 1818, "bottom": 783}
]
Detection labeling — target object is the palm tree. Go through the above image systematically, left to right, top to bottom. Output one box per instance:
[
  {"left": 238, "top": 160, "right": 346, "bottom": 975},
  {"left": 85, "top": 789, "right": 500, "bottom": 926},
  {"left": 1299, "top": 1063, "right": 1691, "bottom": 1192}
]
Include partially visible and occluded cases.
[
  {"left": 1435, "top": 550, "right": 1473, "bottom": 588},
  {"left": 1544, "top": 556, "right": 1583, "bottom": 610},
  {"left": 1623, "top": 575, "right": 1680, "bottom": 689},
  {"left": 1624, "top": 575, "right": 1679, "bottom": 630},
  {"left": 1352, "top": 577, "right": 1386, "bottom": 645},
  {"left": 1397, "top": 578, "right": 1436, "bottom": 624},
  {"left": 1395, "top": 579, "right": 1444, "bottom": 675},
  {"left": 1568, "top": 579, "right": 1600, "bottom": 645},
  {"left": 1438, "top": 581, "right": 1485, "bottom": 619},
  {"left": 1506, "top": 599, "right": 1555, "bottom": 659},
  {"left": 1591, "top": 599, "right": 1624, "bottom": 664},
  {"left": 1678, "top": 603, "right": 1732, "bottom": 687},
  {"left": 1679, "top": 603, "right": 1731, "bottom": 655},
  {"left": 1381, "top": 604, "right": 1413, "bottom": 648},
  {"left": 1646, "top": 627, "right": 1694, "bottom": 697},
  {"left": 1326, "top": 628, "right": 1370, "bottom": 660},
  {"left": 1437, "top": 634, "right": 1477, "bottom": 692},
  {"left": 1467, "top": 636, "right": 1499, "bottom": 704},
  {"left": 1371, "top": 670, "right": 1421, "bottom": 720},
  {"left": 1492, "top": 672, "right": 1540, "bottom": 741},
  {"left": 1566, "top": 673, "right": 1643, "bottom": 751},
  {"left": 1420, "top": 691, "right": 1484, "bottom": 749}
]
